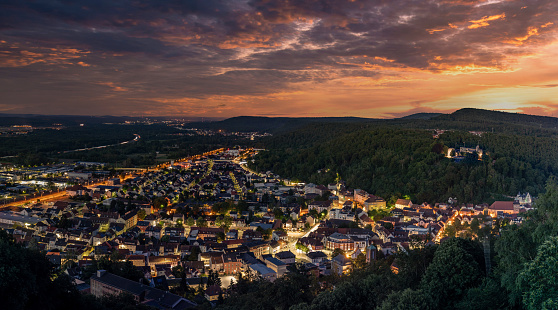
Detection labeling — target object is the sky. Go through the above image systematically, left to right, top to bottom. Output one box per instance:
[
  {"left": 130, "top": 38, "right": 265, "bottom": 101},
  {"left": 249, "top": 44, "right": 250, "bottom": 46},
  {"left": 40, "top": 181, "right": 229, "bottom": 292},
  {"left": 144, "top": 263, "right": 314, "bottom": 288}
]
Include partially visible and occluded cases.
[{"left": 1, "top": 0, "right": 558, "bottom": 118}]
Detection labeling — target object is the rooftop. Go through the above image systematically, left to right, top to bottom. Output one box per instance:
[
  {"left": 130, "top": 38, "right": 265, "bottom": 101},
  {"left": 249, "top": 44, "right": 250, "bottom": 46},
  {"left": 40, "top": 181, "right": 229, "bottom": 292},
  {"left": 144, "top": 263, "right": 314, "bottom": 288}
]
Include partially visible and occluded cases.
[{"left": 250, "top": 263, "right": 276, "bottom": 276}]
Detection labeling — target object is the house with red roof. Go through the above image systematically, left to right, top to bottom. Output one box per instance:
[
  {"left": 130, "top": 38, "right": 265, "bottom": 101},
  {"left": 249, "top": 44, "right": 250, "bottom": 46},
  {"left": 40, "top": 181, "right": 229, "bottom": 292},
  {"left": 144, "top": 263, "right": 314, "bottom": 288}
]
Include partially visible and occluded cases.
[{"left": 488, "top": 201, "right": 518, "bottom": 217}]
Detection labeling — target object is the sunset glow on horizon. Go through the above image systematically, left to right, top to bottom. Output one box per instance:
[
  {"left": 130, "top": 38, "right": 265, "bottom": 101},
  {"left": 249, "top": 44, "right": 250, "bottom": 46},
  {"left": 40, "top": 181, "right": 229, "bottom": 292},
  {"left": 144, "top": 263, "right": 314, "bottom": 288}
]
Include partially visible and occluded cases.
[{"left": 1, "top": 0, "right": 558, "bottom": 118}]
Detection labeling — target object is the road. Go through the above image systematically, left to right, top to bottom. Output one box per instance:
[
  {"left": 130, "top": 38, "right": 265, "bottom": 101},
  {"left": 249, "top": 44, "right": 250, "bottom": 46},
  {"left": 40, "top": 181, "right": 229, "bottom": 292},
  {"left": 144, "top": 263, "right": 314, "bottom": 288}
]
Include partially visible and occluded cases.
[
  {"left": 60, "top": 134, "right": 141, "bottom": 154},
  {"left": 232, "top": 149, "right": 265, "bottom": 177},
  {"left": 1, "top": 170, "right": 144, "bottom": 209},
  {"left": 0, "top": 178, "right": 114, "bottom": 209},
  {"left": 1, "top": 190, "right": 68, "bottom": 209},
  {"left": 285, "top": 201, "right": 338, "bottom": 261},
  {"left": 435, "top": 210, "right": 458, "bottom": 242},
  {"left": 286, "top": 230, "right": 312, "bottom": 263}
]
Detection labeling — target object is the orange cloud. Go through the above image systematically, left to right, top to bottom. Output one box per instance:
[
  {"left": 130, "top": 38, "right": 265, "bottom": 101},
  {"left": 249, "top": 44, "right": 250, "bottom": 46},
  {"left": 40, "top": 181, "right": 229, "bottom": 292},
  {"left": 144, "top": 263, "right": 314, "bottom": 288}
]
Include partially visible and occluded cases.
[
  {"left": 468, "top": 13, "right": 505, "bottom": 29},
  {"left": 505, "top": 22, "right": 554, "bottom": 45},
  {"left": 427, "top": 23, "right": 458, "bottom": 34},
  {"left": 427, "top": 28, "right": 447, "bottom": 34},
  {"left": 0, "top": 42, "right": 90, "bottom": 68},
  {"left": 436, "top": 64, "right": 514, "bottom": 75},
  {"left": 96, "top": 82, "right": 128, "bottom": 92},
  {"left": 516, "top": 104, "right": 558, "bottom": 117}
]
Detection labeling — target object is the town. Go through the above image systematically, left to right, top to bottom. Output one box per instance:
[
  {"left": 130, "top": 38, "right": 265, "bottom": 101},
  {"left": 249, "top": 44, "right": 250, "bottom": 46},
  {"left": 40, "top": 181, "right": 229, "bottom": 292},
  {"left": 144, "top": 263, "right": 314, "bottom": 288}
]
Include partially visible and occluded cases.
[{"left": 0, "top": 147, "right": 534, "bottom": 309}]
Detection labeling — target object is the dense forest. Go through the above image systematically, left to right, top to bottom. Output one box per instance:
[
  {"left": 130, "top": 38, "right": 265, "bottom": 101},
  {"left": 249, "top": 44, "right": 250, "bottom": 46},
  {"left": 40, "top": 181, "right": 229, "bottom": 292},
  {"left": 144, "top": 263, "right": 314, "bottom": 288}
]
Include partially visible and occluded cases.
[
  {"left": 249, "top": 109, "right": 558, "bottom": 204},
  {"left": 249, "top": 126, "right": 553, "bottom": 204},
  {"left": 213, "top": 181, "right": 558, "bottom": 310}
]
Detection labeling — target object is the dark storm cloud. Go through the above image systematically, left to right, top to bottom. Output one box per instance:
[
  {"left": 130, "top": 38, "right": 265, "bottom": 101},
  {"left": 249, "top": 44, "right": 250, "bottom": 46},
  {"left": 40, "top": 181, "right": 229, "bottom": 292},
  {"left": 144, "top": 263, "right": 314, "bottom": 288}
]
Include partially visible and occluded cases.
[
  {"left": 1, "top": 0, "right": 557, "bottom": 115},
  {"left": 2, "top": 0, "right": 554, "bottom": 64},
  {"left": 243, "top": 0, "right": 557, "bottom": 70}
]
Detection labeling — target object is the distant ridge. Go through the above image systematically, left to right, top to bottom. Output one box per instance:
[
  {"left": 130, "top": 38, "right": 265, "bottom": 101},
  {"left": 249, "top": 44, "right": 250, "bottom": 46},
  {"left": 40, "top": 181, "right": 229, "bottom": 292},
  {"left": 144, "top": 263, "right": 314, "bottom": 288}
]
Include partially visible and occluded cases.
[
  {"left": 3, "top": 108, "right": 557, "bottom": 133},
  {"left": 434, "top": 108, "right": 558, "bottom": 128},
  {"left": 170, "top": 109, "right": 558, "bottom": 134},
  {"left": 399, "top": 112, "right": 442, "bottom": 120},
  {"left": 0, "top": 114, "right": 140, "bottom": 126},
  {"left": 186, "top": 116, "right": 377, "bottom": 133}
]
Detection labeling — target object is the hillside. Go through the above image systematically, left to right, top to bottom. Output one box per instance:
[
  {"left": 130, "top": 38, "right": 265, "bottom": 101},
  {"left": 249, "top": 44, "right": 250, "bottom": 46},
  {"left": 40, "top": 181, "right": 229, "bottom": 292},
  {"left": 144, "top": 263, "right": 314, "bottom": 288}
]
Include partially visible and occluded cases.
[
  {"left": 186, "top": 108, "right": 558, "bottom": 137},
  {"left": 402, "top": 108, "right": 558, "bottom": 137},
  {"left": 436, "top": 108, "right": 558, "bottom": 129},
  {"left": 250, "top": 109, "right": 558, "bottom": 203},
  {"left": 398, "top": 112, "right": 442, "bottom": 120},
  {"left": 186, "top": 116, "right": 377, "bottom": 133}
]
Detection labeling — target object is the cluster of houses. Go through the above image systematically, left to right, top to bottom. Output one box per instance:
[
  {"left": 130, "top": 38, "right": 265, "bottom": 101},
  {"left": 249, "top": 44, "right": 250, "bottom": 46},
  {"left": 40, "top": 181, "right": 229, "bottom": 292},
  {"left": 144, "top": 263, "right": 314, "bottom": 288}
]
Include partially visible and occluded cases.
[
  {"left": 123, "top": 159, "right": 249, "bottom": 203},
  {"left": 294, "top": 189, "right": 532, "bottom": 274},
  {"left": 0, "top": 200, "right": 140, "bottom": 259}
]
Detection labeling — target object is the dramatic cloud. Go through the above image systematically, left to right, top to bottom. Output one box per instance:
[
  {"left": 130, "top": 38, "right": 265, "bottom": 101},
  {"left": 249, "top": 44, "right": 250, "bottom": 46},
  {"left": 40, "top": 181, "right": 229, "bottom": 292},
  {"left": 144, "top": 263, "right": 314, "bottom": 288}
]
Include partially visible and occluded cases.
[{"left": 0, "top": 0, "right": 557, "bottom": 117}]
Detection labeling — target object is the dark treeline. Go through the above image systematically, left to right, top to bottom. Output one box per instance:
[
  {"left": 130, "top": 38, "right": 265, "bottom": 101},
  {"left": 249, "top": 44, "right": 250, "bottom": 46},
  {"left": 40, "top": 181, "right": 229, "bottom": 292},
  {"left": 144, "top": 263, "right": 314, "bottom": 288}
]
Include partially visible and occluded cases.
[
  {"left": 6, "top": 107, "right": 558, "bottom": 170},
  {"left": 202, "top": 108, "right": 558, "bottom": 203},
  {"left": 393, "top": 108, "right": 558, "bottom": 138},
  {"left": 432, "top": 108, "right": 558, "bottom": 134},
  {"left": 187, "top": 116, "right": 377, "bottom": 134},
  {"left": 0, "top": 124, "right": 170, "bottom": 157},
  {"left": 214, "top": 181, "right": 558, "bottom": 310}
]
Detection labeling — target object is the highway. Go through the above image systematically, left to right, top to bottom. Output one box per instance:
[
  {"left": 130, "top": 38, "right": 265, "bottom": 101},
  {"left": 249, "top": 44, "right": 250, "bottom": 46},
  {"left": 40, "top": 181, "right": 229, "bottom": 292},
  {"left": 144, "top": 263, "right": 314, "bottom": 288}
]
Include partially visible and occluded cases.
[
  {"left": 60, "top": 134, "right": 141, "bottom": 154},
  {"left": 0, "top": 178, "right": 114, "bottom": 209}
]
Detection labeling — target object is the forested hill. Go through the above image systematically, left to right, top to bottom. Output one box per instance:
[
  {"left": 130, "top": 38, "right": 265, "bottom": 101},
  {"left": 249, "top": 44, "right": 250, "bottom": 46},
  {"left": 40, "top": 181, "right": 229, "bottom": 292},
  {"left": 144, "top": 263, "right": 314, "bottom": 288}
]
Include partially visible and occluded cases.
[
  {"left": 186, "top": 108, "right": 558, "bottom": 137},
  {"left": 403, "top": 108, "right": 558, "bottom": 136},
  {"left": 437, "top": 108, "right": 558, "bottom": 129},
  {"left": 249, "top": 109, "right": 558, "bottom": 204},
  {"left": 398, "top": 112, "right": 441, "bottom": 120},
  {"left": 186, "top": 116, "right": 376, "bottom": 133}
]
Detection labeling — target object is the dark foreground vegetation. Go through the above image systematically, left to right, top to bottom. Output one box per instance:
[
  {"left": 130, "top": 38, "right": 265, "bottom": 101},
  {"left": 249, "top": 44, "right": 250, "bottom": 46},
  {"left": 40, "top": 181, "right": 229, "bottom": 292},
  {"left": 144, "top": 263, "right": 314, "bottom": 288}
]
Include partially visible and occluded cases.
[{"left": 0, "top": 229, "right": 155, "bottom": 310}]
